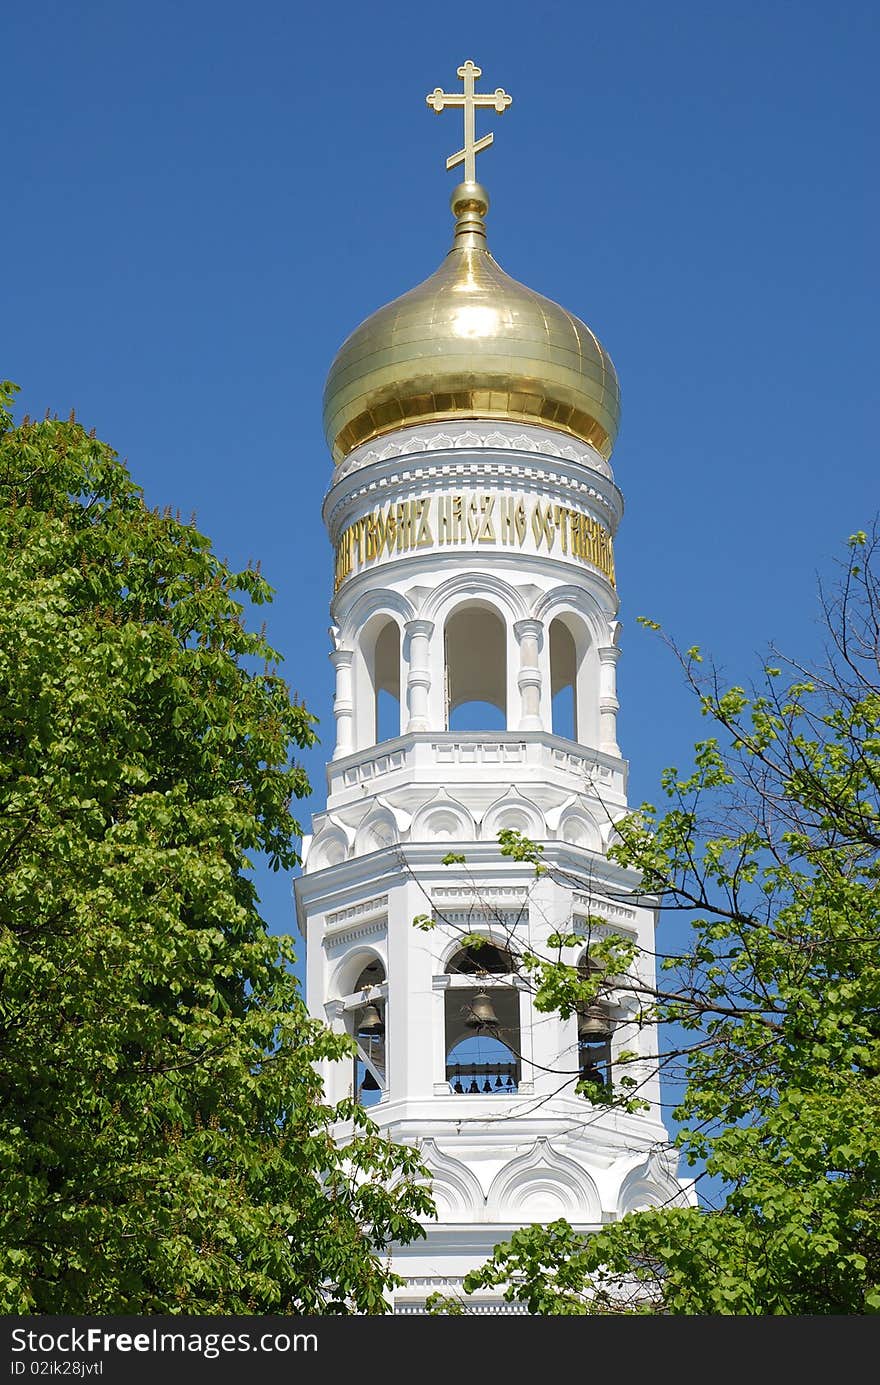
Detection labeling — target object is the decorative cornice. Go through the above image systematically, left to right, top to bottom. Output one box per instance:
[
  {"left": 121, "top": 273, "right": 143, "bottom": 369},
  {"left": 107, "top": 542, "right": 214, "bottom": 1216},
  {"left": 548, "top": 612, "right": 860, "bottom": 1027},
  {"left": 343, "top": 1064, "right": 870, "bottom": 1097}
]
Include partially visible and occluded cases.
[
  {"left": 335, "top": 422, "right": 614, "bottom": 481},
  {"left": 323, "top": 449, "right": 621, "bottom": 537},
  {"left": 431, "top": 885, "right": 529, "bottom": 903},
  {"left": 572, "top": 889, "right": 639, "bottom": 931},
  {"left": 326, "top": 894, "right": 389, "bottom": 927},
  {"left": 431, "top": 908, "right": 527, "bottom": 930},
  {"left": 323, "top": 917, "right": 387, "bottom": 952},
  {"left": 398, "top": 1276, "right": 466, "bottom": 1288},
  {"left": 394, "top": 1299, "right": 528, "bottom": 1315}
]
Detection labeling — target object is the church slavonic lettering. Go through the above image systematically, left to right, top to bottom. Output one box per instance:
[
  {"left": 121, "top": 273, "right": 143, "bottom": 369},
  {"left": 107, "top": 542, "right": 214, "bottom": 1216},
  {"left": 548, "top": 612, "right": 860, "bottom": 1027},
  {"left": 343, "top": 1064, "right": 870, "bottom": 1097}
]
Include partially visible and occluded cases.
[
  {"left": 333, "top": 489, "right": 615, "bottom": 591},
  {"left": 478, "top": 493, "right": 496, "bottom": 542},
  {"left": 438, "top": 494, "right": 465, "bottom": 544},
  {"left": 452, "top": 494, "right": 464, "bottom": 541},
  {"left": 437, "top": 495, "right": 451, "bottom": 544},
  {"left": 499, "top": 495, "right": 515, "bottom": 544},
  {"left": 416, "top": 497, "right": 433, "bottom": 547},
  {"left": 395, "top": 500, "right": 413, "bottom": 552},
  {"left": 531, "top": 500, "right": 556, "bottom": 551},
  {"left": 554, "top": 504, "right": 568, "bottom": 554},
  {"left": 569, "top": 510, "right": 582, "bottom": 560},
  {"left": 365, "top": 512, "right": 381, "bottom": 561},
  {"left": 355, "top": 517, "right": 367, "bottom": 564}
]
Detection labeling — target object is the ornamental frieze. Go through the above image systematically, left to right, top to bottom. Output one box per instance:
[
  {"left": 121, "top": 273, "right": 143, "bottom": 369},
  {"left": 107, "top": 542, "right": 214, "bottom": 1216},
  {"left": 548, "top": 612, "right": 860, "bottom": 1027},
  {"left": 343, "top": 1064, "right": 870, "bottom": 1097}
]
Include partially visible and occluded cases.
[{"left": 333, "top": 489, "right": 615, "bottom": 592}]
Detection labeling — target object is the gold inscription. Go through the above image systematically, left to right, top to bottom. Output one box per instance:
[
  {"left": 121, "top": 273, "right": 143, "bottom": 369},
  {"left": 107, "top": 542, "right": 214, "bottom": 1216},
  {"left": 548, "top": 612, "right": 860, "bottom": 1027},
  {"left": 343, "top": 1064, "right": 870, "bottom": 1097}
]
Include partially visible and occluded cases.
[{"left": 334, "top": 491, "right": 615, "bottom": 592}]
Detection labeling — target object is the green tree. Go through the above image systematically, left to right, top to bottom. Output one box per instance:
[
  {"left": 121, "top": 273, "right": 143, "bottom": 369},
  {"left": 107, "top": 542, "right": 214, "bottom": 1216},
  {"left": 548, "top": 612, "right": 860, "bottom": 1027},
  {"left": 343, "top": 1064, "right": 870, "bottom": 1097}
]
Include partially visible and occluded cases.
[
  {"left": 0, "top": 383, "right": 432, "bottom": 1314},
  {"left": 434, "top": 529, "right": 880, "bottom": 1315}
]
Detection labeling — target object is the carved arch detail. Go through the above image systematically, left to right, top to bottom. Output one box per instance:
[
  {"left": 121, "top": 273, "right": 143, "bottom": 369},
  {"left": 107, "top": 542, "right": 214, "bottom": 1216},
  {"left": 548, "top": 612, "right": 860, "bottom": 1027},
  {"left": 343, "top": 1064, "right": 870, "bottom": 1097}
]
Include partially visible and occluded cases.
[
  {"left": 422, "top": 572, "right": 529, "bottom": 625},
  {"left": 336, "top": 587, "right": 416, "bottom": 645},
  {"left": 480, "top": 787, "right": 545, "bottom": 842},
  {"left": 410, "top": 790, "right": 476, "bottom": 844},
  {"left": 418, "top": 1139, "right": 486, "bottom": 1222},
  {"left": 487, "top": 1139, "right": 602, "bottom": 1223}
]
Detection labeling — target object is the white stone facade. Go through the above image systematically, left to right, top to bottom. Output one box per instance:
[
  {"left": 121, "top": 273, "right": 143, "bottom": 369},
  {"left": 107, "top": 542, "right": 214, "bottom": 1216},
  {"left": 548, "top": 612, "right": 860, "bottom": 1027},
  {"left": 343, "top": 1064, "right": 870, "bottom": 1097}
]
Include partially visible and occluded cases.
[{"left": 294, "top": 419, "right": 691, "bottom": 1313}]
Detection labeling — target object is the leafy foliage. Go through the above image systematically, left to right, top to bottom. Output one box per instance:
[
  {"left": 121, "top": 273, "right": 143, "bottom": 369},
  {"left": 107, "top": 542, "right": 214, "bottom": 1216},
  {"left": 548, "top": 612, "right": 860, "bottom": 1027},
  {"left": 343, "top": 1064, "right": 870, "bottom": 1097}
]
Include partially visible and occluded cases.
[
  {"left": 0, "top": 384, "right": 432, "bottom": 1313},
  {"left": 442, "top": 528, "right": 880, "bottom": 1314}
]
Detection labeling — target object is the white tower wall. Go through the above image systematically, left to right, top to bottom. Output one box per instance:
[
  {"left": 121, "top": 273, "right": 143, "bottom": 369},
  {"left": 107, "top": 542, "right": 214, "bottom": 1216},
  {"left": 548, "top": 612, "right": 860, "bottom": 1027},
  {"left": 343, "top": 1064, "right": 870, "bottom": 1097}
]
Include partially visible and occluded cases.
[{"left": 295, "top": 418, "right": 690, "bottom": 1313}]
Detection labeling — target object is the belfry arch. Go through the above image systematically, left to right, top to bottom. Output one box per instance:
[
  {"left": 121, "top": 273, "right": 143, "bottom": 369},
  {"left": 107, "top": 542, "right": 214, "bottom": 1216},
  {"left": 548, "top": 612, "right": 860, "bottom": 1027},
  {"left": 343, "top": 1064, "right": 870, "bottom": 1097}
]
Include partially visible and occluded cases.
[
  {"left": 444, "top": 603, "right": 507, "bottom": 731},
  {"left": 543, "top": 609, "right": 599, "bottom": 747},
  {"left": 355, "top": 612, "right": 401, "bottom": 748},
  {"left": 550, "top": 617, "right": 578, "bottom": 740},
  {"left": 373, "top": 619, "right": 401, "bottom": 742},
  {"left": 443, "top": 941, "right": 521, "bottom": 1095},
  {"left": 350, "top": 958, "right": 387, "bottom": 1109}
]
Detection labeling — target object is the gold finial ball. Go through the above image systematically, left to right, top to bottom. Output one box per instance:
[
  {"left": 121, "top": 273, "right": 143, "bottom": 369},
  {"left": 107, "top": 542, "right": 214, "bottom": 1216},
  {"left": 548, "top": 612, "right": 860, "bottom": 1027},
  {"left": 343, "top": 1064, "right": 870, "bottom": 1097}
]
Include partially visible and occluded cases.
[{"left": 450, "top": 180, "right": 489, "bottom": 219}]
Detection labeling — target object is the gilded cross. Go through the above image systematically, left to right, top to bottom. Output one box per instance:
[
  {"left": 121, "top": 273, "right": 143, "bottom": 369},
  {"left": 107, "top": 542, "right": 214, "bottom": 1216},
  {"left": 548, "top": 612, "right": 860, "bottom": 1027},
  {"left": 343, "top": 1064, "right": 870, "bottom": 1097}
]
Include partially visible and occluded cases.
[{"left": 426, "top": 60, "right": 512, "bottom": 184}]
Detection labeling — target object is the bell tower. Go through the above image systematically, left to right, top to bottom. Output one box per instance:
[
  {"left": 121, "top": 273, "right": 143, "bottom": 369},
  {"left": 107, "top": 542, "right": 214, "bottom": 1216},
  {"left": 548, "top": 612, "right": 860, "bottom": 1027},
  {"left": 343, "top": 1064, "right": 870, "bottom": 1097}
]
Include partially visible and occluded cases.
[{"left": 294, "top": 61, "right": 690, "bottom": 1313}]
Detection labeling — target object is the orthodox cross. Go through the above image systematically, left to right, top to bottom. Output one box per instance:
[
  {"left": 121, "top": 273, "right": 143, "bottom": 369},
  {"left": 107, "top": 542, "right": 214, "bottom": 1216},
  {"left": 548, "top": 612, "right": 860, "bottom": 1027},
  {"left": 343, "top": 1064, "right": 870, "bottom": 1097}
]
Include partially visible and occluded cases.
[{"left": 426, "top": 60, "right": 512, "bottom": 184}]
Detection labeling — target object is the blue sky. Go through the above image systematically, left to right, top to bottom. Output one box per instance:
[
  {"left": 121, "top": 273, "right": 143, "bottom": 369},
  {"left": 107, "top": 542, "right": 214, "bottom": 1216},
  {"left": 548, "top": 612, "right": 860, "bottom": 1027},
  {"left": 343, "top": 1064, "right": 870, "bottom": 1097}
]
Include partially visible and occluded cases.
[{"left": 4, "top": 0, "right": 876, "bottom": 1039}]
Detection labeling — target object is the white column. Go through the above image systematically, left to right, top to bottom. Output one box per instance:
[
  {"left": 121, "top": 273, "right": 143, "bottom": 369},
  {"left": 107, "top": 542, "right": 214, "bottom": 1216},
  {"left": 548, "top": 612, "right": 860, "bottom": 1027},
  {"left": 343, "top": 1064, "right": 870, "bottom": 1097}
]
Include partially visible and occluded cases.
[
  {"left": 404, "top": 618, "right": 434, "bottom": 732},
  {"left": 514, "top": 618, "right": 544, "bottom": 731},
  {"left": 598, "top": 644, "right": 621, "bottom": 755},
  {"left": 330, "top": 648, "right": 355, "bottom": 759},
  {"left": 322, "top": 998, "right": 353, "bottom": 1104}
]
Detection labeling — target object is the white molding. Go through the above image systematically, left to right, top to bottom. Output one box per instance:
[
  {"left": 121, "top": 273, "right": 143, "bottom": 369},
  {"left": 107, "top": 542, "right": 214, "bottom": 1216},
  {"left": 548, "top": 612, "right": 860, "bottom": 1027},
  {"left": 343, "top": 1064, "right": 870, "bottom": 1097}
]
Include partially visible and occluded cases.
[
  {"left": 332, "top": 419, "right": 614, "bottom": 481},
  {"left": 431, "top": 885, "right": 528, "bottom": 903},
  {"left": 572, "top": 890, "right": 639, "bottom": 926},
  {"left": 326, "top": 894, "right": 389, "bottom": 928},
  {"left": 431, "top": 908, "right": 527, "bottom": 930},
  {"left": 324, "top": 918, "right": 387, "bottom": 952}
]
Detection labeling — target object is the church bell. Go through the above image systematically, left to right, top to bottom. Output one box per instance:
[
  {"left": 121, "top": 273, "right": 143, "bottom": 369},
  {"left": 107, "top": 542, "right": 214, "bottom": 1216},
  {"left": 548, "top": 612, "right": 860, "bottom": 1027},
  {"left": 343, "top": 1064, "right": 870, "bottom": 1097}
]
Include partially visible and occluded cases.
[
  {"left": 465, "top": 991, "right": 499, "bottom": 1030},
  {"left": 357, "top": 1002, "right": 385, "bottom": 1036},
  {"left": 577, "top": 1002, "right": 614, "bottom": 1043}
]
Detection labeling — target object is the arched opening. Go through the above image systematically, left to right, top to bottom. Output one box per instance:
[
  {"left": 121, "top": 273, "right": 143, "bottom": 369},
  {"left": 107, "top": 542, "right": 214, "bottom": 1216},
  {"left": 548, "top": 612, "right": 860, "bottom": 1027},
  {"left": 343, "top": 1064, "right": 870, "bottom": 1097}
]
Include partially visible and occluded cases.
[
  {"left": 444, "top": 605, "right": 506, "bottom": 731},
  {"left": 550, "top": 618, "right": 577, "bottom": 741},
  {"left": 373, "top": 619, "right": 401, "bottom": 743},
  {"left": 449, "top": 940, "right": 515, "bottom": 975},
  {"left": 444, "top": 941, "right": 520, "bottom": 1094},
  {"left": 575, "top": 949, "right": 614, "bottom": 1098},
  {"left": 351, "top": 959, "right": 387, "bottom": 1109}
]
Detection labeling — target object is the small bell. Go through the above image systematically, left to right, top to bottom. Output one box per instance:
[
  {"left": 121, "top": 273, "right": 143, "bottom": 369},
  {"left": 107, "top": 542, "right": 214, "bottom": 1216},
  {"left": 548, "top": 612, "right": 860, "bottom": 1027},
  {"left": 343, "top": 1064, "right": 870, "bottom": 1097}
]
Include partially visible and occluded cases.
[
  {"left": 465, "top": 991, "right": 499, "bottom": 1030},
  {"left": 577, "top": 1002, "right": 614, "bottom": 1043},
  {"left": 357, "top": 1003, "right": 385, "bottom": 1036},
  {"left": 453, "top": 1065, "right": 463, "bottom": 1094},
  {"left": 360, "top": 1069, "right": 380, "bottom": 1092},
  {"left": 494, "top": 1073, "right": 503, "bottom": 1089},
  {"left": 468, "top": 1078, "right": 479, "bottom": 1094},
  {"left": 483, "top": 1078, "right": 492, "bottom": 1093}
]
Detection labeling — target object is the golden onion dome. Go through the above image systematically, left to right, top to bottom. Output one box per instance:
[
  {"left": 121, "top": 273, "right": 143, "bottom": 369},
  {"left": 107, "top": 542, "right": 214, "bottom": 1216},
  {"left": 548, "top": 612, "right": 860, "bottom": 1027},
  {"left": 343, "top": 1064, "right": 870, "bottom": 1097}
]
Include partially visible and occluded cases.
[{"left": 323, "top": 183, "right": 621, "bottom": 465}]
